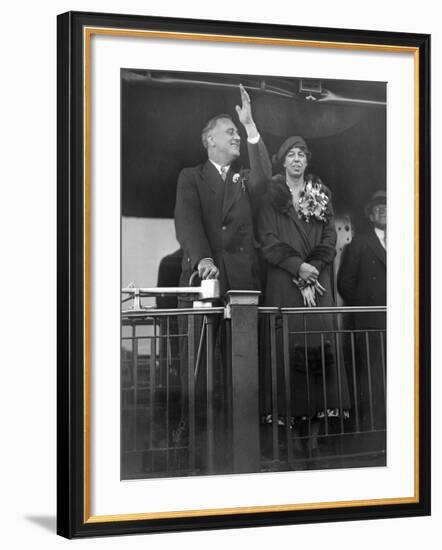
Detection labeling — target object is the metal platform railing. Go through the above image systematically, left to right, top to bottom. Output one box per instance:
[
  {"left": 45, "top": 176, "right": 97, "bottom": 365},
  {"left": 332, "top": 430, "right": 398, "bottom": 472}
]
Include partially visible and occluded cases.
[
  {"left": 121, "top": 288, "right": 386, "bottom": 479},
  {"left": 259, "top": 306, "right": 386, "bottom": 470}
]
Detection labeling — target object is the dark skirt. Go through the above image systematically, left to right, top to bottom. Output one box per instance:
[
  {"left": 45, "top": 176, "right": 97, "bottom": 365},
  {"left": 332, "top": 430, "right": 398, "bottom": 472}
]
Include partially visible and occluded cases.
[
  {"left": 260, "top": 264, "right": 351, "bottom": 421},
  {"left": 260, "top": 313, "right": 351, "bottom": 421}
]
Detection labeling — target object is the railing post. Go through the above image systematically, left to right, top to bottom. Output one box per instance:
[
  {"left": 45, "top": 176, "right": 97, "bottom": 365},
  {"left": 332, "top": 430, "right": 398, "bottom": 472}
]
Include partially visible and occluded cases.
[{"left": 225, "top": 290, "right": 261, "bottom": 473}]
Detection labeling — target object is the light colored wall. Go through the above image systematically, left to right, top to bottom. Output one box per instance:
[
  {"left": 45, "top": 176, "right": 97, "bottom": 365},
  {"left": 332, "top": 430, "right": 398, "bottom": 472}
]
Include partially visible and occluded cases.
[{"left": 122, "top": 217, "right": 179, "bottom": 288}]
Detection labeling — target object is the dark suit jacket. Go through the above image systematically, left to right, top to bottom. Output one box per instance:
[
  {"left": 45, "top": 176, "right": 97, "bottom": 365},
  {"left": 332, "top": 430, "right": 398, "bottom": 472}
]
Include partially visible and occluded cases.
[
  {"left": 174, "top": 139, "right": 271, "bottom": 296},
  {"left": 337, "top": 229, "right": 386, "bottom": 328},
  {"left": 156, "top": 249, "right": 183, "bottom": 309}
]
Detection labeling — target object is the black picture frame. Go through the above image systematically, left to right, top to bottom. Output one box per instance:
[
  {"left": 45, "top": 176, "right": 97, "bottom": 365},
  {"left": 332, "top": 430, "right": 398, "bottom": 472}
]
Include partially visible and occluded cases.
[{"left": 57, "top": 10, "right": 431, "bottom": 538}]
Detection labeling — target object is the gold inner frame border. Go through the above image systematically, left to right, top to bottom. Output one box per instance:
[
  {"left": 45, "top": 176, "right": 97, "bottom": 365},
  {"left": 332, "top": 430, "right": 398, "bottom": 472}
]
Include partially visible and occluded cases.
[{"left": 82, "top": 26, "right": 420, "bottom": 523}]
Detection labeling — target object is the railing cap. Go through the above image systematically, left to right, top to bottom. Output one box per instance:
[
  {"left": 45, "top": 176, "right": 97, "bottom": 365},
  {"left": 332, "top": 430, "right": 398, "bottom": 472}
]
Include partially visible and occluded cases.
[{"left": 225, "top": 290, "right": 261, "bottom": 306}]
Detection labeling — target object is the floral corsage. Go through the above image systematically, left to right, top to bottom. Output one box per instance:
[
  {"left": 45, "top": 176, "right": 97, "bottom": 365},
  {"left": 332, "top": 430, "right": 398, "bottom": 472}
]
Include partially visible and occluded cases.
[
  {"left": 232, "top": 171, "right": 247, "bottom": 192},
  {"left": 295, "top": 178, "right": 330, "bottom": 223}
]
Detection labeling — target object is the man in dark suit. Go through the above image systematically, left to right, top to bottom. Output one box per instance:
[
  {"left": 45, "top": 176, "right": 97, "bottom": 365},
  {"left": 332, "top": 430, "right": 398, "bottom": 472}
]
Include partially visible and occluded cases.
[
  {"left": 174, "top": 84, "right": 271, "bottom": 296},
  {"left": 173, "top": 86, "right": 271, "bottom": 472},
  {"left": 338, "top": 190, "right": 387, "bottom": 438},
  {"left": 338, "top": 190, "right": 386, "bottom": 328}
]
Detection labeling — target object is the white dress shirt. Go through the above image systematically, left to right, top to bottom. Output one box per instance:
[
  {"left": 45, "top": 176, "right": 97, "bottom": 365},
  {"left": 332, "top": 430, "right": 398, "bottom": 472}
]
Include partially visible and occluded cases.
[
  {"left": 209, "top": 160, "right": 231, "bottom": 176},
  {"left": 374, "top": 227, "right": 386, "bottom": 249}
]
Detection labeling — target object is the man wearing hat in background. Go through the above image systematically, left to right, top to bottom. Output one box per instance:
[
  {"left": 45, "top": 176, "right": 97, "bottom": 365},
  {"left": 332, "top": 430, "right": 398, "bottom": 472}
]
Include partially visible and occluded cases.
[
  {"left": 337, "top": 190, "right": 387, "bottom": 440},
  {"left": 338, "top": 190, "right": 387, "bottom": 322}
]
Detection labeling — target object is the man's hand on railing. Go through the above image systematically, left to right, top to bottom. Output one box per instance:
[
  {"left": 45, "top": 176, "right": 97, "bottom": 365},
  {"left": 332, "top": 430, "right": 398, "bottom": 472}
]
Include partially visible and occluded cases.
[{"left": 197, "top": 258, "right": 220, "bottom": 280}]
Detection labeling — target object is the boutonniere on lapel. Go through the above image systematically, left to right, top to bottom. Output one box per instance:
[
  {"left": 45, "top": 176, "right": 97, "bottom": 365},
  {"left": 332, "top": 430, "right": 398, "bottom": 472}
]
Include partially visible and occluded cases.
[
  {"left": 232, "top": 171, "right": 247, "bottom": 192},
  {"left": 295, "top": 176, "right": 330, "bottom": 223}
]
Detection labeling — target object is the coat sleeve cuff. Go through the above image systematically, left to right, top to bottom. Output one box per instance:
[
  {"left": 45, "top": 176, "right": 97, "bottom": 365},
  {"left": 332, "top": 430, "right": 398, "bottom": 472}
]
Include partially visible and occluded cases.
[
  {"left": 247, "top": 134, "right": 260, "bottom": 144},
  {"left": 279, "top": 256, "right": 303, "bottom": 277},
  {"left": 309, "top": 259, "right": 324, "bottom": 273}
]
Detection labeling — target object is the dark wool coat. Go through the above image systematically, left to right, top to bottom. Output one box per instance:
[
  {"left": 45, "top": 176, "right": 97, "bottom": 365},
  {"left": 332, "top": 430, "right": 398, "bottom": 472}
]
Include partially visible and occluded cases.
[
  {"left": 174, "top": 139, "right": 271, "bottom": 297},
  {"left": 258, "top": 175, "right": 337, "bottom": 312},
  {"left": 257, "top": 176, "right": 350, "bottom": 418},
  {"left": 337, "top": 230, "right": 386, "bottom": 329},
  {"left": 337, "top": 230, "right": 387, "bottom": 430}
]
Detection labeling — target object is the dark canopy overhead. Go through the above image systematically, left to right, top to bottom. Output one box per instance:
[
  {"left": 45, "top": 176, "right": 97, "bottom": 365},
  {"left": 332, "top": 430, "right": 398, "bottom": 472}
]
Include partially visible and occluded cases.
[{"left": 122, "top": 70, "right": 386, "bottom": 219}]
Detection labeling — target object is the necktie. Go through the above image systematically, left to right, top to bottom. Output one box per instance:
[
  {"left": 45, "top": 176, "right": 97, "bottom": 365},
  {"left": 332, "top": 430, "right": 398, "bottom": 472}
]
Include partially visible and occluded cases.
[{"left": 220, "top": 166, "right": 228, "bottom": 182}]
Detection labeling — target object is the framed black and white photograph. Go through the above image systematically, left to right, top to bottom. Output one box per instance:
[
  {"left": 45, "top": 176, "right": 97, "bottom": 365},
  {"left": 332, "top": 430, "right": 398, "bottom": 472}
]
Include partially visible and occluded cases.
[
  {"left": 57, "top": 11, "right": 430, "bottom": 538},
  {"left": 120, "top": 68, "right": 387, "bottom": 480}
]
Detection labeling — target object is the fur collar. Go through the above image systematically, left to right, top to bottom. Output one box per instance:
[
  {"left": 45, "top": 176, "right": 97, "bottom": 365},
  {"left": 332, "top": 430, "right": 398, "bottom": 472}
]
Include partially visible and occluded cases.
[
  {"left": 270, "top": 173, "right": 330, "bottom": 215},
  {"left": 270, "top": 174, "right": 293, "bottom": 214}
]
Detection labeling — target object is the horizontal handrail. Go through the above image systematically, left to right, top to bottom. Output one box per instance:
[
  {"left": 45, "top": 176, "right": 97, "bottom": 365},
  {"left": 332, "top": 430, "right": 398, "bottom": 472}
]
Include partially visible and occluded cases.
[
  {"left": 122, "top": 279, "right": 220, "bottom": 300},
  {"left": 122, "top": 286, "right": 201, "bottom": 295},
  {"left": 122, "top": 304, "right": 385, "bottom": 318},
  {"left": 122, "top": 306, "right": 225, "bottom": 319},
  {"left": 259, "top": 306, "right": 386, "bottom": 314},
  {"left": 287, "top": 328, "right": 386, "bottom": 335}
]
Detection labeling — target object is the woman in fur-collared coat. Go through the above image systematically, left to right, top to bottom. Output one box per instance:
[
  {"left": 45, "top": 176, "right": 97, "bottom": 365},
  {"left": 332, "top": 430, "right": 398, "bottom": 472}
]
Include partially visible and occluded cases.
[{"left": 258, "top": 136, "right": 350, "bottom": 442}]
